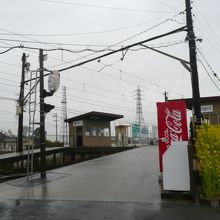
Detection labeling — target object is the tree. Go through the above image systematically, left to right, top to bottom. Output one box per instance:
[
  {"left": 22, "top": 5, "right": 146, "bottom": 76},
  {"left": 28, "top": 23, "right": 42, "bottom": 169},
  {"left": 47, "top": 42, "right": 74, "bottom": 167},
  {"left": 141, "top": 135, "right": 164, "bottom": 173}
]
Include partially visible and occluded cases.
[
  {"left": 23, "top": 126, "right": 29, "bottom": 137},
  {"left": 33, "top": 127, "right": 47, "bottom": 146},
  {"left": 4, "top": 129, "right": 15, "bottom": 137}
]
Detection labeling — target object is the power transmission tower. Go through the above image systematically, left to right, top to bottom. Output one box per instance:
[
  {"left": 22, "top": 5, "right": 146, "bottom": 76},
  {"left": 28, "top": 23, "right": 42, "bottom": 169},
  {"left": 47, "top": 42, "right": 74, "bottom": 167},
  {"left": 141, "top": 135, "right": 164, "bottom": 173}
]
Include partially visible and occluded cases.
[
  {"left": 60, "top": 86, "right": 68, "bottom": 146},
  {"left": 134, "top": 86, "right": 145, "bottom": 143}
]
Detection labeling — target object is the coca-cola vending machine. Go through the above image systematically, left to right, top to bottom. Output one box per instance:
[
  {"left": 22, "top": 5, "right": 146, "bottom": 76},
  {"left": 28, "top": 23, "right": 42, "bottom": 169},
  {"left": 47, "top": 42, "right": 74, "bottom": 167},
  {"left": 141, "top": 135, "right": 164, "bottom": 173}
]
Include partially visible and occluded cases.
[{"left": 156, "top": 101, "right": 188, "bottom": 172}]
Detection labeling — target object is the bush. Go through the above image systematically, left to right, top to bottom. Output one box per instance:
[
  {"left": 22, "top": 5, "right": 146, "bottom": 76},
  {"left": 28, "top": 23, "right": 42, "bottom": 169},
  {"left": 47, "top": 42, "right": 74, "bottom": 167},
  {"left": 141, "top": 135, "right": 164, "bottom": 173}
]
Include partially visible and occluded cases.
[
  {"left": 195, "top": 124, "right": 220, "bottom": 199},
  {"left": 27, "top": 140, "right": 63, "bottom": 150},
  {"left": 46, "top": 140, "right": 63, "bottom": 148}
]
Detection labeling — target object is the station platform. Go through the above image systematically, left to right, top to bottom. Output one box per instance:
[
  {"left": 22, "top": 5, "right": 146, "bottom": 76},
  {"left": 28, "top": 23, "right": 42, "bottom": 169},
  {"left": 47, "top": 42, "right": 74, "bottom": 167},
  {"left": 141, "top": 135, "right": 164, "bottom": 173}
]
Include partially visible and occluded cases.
[{"left": 0, "top": 146, "right": 219, "bottom": 219}]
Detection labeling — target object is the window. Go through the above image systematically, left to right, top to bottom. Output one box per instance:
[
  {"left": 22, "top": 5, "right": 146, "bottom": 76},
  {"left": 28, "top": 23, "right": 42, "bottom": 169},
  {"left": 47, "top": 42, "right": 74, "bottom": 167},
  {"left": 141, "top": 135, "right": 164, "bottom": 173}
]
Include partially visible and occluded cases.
[
  {"left": 85, "top": 127, "right": 108, "bottom": 136},
  {"left": 85, "top": 127, "right": 91, "bottom": 136},
  {"left": 91, "top": 127, "right": 97, "bottom": 136},
  {"left": 98, "top": 128, "right": 104, "bottom": 136},
  {"left": 104, "top": 128, "right": 110, "bottom": 137}
]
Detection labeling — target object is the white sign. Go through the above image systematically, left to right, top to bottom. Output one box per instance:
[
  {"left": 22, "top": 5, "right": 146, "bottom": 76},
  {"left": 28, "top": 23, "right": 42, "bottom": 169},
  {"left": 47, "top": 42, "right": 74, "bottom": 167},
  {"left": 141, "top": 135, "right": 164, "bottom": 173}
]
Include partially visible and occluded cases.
[
  {"left": 201, "top": 105, "right": 213, "bottom": 113},
  {"left": 73, "top": 120, "right": 83, "bottom": 127},
  {"left": 163, "top": 141, "right": 190, "bottom": 191}
]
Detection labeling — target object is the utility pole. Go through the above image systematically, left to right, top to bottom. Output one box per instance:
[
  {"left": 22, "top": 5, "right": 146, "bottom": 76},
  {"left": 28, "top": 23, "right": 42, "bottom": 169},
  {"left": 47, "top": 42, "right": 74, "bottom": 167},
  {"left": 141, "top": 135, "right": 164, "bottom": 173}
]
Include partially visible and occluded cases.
[
  {"left": 185, "top": 0, "right": 201, "bottom": 125},
  {"left": 185, "top": 0, "right": 202, "bottom": 203},
  {"left": 39, "top": 49, "right": 46, "bottom": 179},
  {"left": 17, "top": 53, "right": 26, "bottom": 152},
  {"left": 163, "top": 91, "right": 168, "bottom": 102},
  {"left": 53, "top": 113, "right": 58, "bottom": 142}
]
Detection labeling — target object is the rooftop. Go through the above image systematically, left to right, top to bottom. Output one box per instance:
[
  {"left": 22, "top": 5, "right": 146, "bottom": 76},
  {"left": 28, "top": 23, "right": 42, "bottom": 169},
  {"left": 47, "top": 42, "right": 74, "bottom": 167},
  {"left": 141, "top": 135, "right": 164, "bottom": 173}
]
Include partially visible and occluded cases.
[
  {"left": 170, "top": 96, "right": 220, "bottom": 110},
  {"left": 65, "top": 111, "right": 123, "bottom": 122}
]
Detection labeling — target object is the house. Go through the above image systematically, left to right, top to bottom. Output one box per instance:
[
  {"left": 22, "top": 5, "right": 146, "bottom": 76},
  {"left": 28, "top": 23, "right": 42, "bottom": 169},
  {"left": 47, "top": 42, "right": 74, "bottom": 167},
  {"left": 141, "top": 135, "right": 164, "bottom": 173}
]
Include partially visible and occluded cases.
[{"left": 0, "top": 136, "right": 32, "bottom": 152}]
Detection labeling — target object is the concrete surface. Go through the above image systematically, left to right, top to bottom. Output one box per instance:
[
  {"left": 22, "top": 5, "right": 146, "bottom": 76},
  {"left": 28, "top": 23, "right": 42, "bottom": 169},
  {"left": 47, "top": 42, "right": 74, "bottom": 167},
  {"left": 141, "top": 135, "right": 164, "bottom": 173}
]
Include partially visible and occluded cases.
[{"left": 0, "top": 146, "right": 220, "bottom": 219}]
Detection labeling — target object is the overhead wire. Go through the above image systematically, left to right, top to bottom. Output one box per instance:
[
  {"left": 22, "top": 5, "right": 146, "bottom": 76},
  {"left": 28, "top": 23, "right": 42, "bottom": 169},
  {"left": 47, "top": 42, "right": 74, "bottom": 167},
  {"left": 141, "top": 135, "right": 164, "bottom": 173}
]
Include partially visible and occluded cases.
[
  {"left": 41, "top": 0, "right": 172, "bottom": 14},
  {"left": 154, "top": 0, "right": 183, "bottom": 11},
  {"left": 193, "top": 6, "right": 220, "bottom": 55},
  {"left": 194, "top": 6, "right": 220, "bottom": 46},
  {"left": 0, "top": 8, "right": 186, "bottom": 78},
  {"left": 0, "top": 9, "right": 187, "bottom": 108},
  {"left": 0, "top": 10, "right": 188, "bottom": 130},
  {"left": 48, "top": 10, "right": 185, "bottom": 69},
  {"left": 109, "top": 10, "right": 185, "bottom": 48},
  {"left": 0, "top": 14, "right": 179, "bottom": 38},
  {"left": 0, "top": 16, "right": 186, "bottom": 99},
  {"left": 48, "top": 24, "right": 186, "bottom": 99},
  {"left": 56, "top": 26, "right": 187, "bottom": 73},
  {"left": 0, "top": 27, "right": 56, "bottom": 49},
  {"left": 21, "top": 38, "right": 186, "bottom": 99},
  {"left": 0, "top": 39, "right": 137, "bottom": 107},
  {"left": 0, "top": 39, "right": 186, "bottom": 53},
  {"left": 28, "top": 41, "right": 185, "bottom": 100},
  {"left": 59, "top": 46, "right": 185, "bottom": 99},
  {"left": 197, "top": 46, "right": 220, "bottom": 82},
  {"left": 196, "top": 53, "right": 220, "bottom": 92},
  {"left": 0, "top": 59, "right": 20, "bottom": 68},
  {"left": 98, "top": 59, "right": 183, "bottom": 97},
  {"left": 198, "top": 59, "right": 220, "bottom": 92},
  {"left": 0, "top": 70, "right": 20, "bottom": 77},
  {"left": 0, "top": 76, "right": 19, "bottom": 84},
  {"left": 0, "top": 82, "right": 19, "bottom": 87},
  {"left": 65, "top": 85, "right": 133, "bottom": 104},
  {"left": 54, "top": 94, "right": 135, "bottom": 113},
  {"left": 0, "top": 96, "right": 18, "bottom": 101},
  {"left": 0, "top": 110, "right": 17, "bottom": 116}
]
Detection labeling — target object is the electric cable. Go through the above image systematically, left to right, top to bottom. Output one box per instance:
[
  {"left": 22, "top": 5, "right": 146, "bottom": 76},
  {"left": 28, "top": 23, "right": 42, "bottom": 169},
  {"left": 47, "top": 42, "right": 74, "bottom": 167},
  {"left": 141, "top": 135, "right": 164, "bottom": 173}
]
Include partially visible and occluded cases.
[
  {"left": 41, "top": 0, "right": 172, "bottom": 14},
  {"left": 194, "top": 6, "right": 220, "bottom": 46},
  {"left": 0, "top": 14, "right": 179, "bottom": 38},
  {"left": 197, "top": 46, "right": 220, "bottom": 82},
  {"left": 197, "top": 55, "right": 220, "bottom": 92},
  {"left": 0, "top": 70, "right": 20, "bottom": 77}
]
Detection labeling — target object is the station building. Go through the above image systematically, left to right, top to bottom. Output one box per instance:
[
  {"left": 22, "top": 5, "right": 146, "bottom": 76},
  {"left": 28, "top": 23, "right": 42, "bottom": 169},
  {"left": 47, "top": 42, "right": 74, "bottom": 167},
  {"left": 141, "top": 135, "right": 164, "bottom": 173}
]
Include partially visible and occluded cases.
[
  {"left": 172, "top": 96, "right": 220, "bottom": 124},
  {"left": 65, "top": 111, "right": 123, "bottom": 147}
]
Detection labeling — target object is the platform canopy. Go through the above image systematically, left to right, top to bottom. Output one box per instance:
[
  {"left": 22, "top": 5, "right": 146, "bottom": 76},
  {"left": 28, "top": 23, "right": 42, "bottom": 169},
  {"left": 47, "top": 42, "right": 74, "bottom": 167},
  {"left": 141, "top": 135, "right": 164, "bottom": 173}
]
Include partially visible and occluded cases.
[
  {"left": 170, "top": 96, "right": 220, "bottom": 110},
  {"left": 65, "top": 111, "right": 123, "bottom": 122}
]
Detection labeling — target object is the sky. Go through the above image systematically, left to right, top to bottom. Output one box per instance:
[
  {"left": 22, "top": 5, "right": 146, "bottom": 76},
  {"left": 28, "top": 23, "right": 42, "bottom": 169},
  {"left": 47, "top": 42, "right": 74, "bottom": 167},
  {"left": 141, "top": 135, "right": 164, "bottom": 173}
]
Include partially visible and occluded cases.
[{"left": 0, "top": 0, "right": 220, "bottom": 137}]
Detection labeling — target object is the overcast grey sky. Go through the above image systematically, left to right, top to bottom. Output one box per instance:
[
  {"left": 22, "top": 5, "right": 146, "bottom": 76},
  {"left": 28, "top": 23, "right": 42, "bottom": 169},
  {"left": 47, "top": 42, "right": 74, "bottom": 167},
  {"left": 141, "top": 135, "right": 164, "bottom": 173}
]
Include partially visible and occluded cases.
[{"left": 0, "top": 0, "right": 219, "bottom": 136}]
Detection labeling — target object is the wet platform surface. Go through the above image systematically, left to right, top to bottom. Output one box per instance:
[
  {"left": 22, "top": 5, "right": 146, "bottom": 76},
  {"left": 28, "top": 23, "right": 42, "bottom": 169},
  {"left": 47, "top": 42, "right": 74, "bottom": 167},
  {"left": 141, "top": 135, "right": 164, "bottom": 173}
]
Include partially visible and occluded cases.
[{"left": 0, "top": 146, "right": 220, "bottom": 219}]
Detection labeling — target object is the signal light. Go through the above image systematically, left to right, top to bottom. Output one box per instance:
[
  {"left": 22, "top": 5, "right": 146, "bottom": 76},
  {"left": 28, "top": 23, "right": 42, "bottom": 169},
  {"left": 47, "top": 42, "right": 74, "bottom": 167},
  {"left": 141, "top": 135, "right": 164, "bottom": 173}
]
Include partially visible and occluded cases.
[{"left": 44, "top": 103, "right": 55, "bottom": 113}]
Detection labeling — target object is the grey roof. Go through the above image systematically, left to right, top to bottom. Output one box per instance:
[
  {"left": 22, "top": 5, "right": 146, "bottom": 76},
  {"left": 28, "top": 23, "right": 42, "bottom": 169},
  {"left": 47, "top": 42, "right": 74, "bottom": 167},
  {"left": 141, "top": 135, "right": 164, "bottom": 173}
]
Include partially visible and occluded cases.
[{"left": 65, "top": 111, "right": 123, "bottom": 122}]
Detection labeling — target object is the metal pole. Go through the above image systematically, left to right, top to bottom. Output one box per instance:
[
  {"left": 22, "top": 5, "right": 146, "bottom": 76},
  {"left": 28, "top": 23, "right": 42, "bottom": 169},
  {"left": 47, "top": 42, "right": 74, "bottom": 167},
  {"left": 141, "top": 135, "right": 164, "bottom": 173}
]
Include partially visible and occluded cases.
[
  {"left": 185, "top": 0, "right": 201, "bottom": 125},
  {"left": 185, "top": 0, "right": 201, "bottom": 203},
  {"left": 39, "top": 49, "right": 46, "bottom": 179},
  {"left": 17, "top": 53, "right": 26, "bottom": 152},
  {"left": 163, "top": 91, "right": 168, "bottom": 102},
  {"left": 54, "top": 113, "right": 58, "bottom": 142}
]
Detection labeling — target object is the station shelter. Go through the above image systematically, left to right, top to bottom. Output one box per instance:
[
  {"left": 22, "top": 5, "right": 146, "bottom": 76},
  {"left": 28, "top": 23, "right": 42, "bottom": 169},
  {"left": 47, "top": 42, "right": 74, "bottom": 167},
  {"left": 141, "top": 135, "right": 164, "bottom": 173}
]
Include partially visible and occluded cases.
[
  {"left": 172, "top": 96, "right": 220, "bottom": 124},
  {"left": 65, "top": 111, "right": 123, "bottom": 147},
  {"left": 115, "top": 125, "right": 129, "bottom": 147}
]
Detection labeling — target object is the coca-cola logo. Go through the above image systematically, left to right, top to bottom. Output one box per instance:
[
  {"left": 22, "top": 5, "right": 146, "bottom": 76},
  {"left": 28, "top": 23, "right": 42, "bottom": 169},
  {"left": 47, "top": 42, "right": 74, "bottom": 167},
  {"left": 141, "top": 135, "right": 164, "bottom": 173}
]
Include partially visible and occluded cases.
[{"left": 164, "top": 108, "right": 183, "bottom": 145}]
